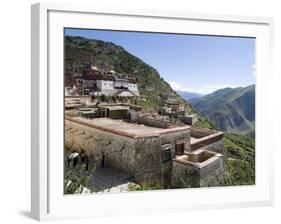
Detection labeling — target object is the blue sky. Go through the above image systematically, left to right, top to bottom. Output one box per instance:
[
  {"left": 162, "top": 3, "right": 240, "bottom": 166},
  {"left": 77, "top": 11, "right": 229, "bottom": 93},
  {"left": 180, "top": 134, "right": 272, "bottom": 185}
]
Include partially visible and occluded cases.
[{"left": 65, "top": 28, "right": 256, "bottom": 94}]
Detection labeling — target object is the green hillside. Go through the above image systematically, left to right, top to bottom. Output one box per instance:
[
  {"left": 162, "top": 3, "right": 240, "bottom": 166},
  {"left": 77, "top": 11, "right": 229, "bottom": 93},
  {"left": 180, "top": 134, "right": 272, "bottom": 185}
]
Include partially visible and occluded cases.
[
  {"left": 65, "top": 35, "right": 255, "bottom": 186},
  {"left": 65, "top": 36, "right": 195, "bottom": 114},
  {"left": 190, "top": 85, "right": 255, "bottom": 137},
  {"left": 224, "top": 133, "right": 255, "bottom": 185}
]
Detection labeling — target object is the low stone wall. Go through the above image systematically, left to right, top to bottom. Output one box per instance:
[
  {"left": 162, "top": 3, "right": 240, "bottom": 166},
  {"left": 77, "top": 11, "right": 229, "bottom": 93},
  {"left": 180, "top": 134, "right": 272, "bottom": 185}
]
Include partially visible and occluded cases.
[
  {"left": 108, "top": 109, "right": 128, "bottom": 119},
  {"left": 129, "top": 111, "right": 179, "bottom": 129},
  {"left": 180, "top": 114, "right": 198, "bottom": 125},
  {"left": 137, "top": 115, "right": 171, "bottom": 128},
  {"left": 190, "top": 126, "right": 224, "bottom": 153},
  {"left": 191, "top": 126, "right": 216, "bottom": 138},
  {"left": 199, "top": 139, "right": 224, "bottom": 154},
  {"left": 171, "top": 152, "right": 224, "bottom": 188},
  {"left": 199, "top": 155, "right": 225, "bottom": 187},
  {"left": 171, "top": 161, "right": 200, "bottom": 188}
]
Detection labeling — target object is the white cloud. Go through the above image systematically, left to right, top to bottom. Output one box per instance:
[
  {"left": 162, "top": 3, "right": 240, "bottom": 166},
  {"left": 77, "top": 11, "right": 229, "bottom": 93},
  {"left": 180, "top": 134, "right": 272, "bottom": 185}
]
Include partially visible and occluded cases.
[
  {"left": 252, "top": 63, "right": 256, "bottom": 77},
  {"left": 168, "top": 80, "right": 242, "bottom": 95},
  {"left": 168, "top": 80, "right": 191, "bottom": 92}
]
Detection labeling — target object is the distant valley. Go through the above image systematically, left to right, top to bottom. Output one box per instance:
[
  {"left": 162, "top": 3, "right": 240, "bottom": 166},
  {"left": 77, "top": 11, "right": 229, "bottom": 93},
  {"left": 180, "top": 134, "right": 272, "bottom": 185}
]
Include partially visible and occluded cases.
[
  {"left": 189, "top": 85, "right": 255, "bottom": 138},
  {"left": 177, "top": 91, "right": 204, "bottom": 101}
]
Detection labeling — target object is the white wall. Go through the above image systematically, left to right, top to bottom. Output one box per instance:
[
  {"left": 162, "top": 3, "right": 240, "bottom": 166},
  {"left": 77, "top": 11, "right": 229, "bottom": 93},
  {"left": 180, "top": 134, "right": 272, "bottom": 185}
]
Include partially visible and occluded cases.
[
  {"left": 0, "top": 0, "right": 280, "bottom": 223},
  {"left": 102, "top": 80, "right": 114, "bottom": 91},
  {"left": 128, "top": 83, "right": 139, "bottom": 93}
]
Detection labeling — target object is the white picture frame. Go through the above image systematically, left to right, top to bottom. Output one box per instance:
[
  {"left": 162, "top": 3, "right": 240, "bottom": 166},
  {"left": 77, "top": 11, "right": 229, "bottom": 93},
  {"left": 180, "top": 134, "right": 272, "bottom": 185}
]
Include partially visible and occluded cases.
[{"left": 31, "top": 2, "right": 274, "bottom": 221}]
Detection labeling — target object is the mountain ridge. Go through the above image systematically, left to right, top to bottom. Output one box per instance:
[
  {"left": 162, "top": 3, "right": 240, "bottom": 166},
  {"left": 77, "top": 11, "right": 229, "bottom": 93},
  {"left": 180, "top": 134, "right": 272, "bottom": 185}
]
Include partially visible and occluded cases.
[
  {"left": 190, "top": 85, "right": 255, "bottom": 137},
  {"left": 177, "top": 90, "right": 204, "bottom": 101}
]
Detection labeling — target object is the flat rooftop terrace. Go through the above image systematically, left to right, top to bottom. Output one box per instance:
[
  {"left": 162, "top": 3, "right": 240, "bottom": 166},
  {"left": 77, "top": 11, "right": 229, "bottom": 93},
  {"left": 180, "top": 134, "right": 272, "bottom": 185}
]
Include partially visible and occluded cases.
[{"left": 66, "top": 116, "right": 190, "bottom": 138}]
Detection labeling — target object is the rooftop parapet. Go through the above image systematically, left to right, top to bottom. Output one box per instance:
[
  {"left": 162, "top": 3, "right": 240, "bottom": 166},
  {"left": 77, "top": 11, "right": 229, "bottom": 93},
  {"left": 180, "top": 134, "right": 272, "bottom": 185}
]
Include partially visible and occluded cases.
[
  {"left": 190, "top": 126, "right": 224, "bottom": 151},
  {"left": 172, "top": 148, "right": 224, "bottom": 188},
  {"left": 174, "top": 149, "right": 223, "bottom": 169}
]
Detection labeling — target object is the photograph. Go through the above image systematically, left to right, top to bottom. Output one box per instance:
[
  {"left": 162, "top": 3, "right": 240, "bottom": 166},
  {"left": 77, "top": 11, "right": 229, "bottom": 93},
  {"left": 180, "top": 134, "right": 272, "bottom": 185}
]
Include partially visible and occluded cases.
[{"left": 63, "top": 28, "right": 256, "bottom": 194}]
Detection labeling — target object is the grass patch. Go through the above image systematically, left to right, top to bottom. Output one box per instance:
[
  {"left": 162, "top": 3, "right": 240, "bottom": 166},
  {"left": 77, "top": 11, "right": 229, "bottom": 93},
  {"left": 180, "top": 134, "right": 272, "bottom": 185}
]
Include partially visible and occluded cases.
[{"left": 223, "top": 133, "right": 255, "bottom": 186}]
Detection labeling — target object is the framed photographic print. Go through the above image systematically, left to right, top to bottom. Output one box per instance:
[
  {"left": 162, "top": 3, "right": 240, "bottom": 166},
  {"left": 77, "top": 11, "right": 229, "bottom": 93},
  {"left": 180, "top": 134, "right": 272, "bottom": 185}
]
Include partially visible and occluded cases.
[{"left": 31, "top": 2, "right": 274, "bottom": 221}]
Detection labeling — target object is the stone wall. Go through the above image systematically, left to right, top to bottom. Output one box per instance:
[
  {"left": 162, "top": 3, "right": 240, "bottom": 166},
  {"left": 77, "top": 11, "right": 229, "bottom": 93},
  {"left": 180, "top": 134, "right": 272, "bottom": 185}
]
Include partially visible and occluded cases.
[
  {"left": 65, "top": 96, "right": 92, "bottom": 106},
  {"left": 108, "top": 109, "right": 128, "bottom": 119},
  {"left": 128, "top": 111, "right": 178, "bottom": 129},
  {"left": 180, "top": 114, "right": 198, "bottom": 125},
  {"left": 137, "top": 115, "right": 171, "bottom": 129},
  {"left": 65, "top": 116, "right": 225, "bottom": 189},
  {"left": 65, "top": 118, "right": 191, "bottom": 188},
  {"left": 65, "top": 119, "right": 137, "bottom": 176},
  {"left": 190, "top": 126, "right": 224, "bottom": 154},
  {"left": 191, "top": 126, "right": 218, "bottom": 138},
  {"left": 133, "top": 129, "right": 190, "bottom": 187},
  {"left": 159, "top": 131, "right": 191, "bottom": 158},
  {"left": 160, "top": 131, "right": 190, "bottom": 187},
  {"left": 134, "top": 136, "right": 163, "bottom": 185},
  {"left": 200, "top": 139, "right": 224, "bottom": 154},
  {"left": 171, "top": 154, "right": 224, "bottom": 188},
  {"left": 199, "top": 155, "right": 225, "bottom": 187},
  {"left": 171, "top": 161, "right": 200, "bottom": 188}
]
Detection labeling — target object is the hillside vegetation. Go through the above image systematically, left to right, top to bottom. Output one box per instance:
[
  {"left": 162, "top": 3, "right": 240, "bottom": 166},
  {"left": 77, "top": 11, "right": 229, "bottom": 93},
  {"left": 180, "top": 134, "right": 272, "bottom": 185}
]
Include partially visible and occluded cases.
[{"left": 224, "top": 133, "right": 255, "bottom": 185}]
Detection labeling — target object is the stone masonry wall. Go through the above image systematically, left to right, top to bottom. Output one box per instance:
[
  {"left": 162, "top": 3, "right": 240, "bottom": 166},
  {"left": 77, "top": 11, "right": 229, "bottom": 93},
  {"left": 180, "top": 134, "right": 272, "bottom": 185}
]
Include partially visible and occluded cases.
[
  {"left": 65, "top": 118, "right": 191, "bottom": 187},
  {"left": 65, "top": 119, "right": 137, "bottom": 176},
  {"left": 191, "top": 127, "right": 215, "bottom": 138},
  {"left": 134, "top": 129, "right": 190, "bottom": 187},
  {"left": 160, "top": 130, "right": 190, "bottom": 187},
  {"left": 159, "top": 131, "right": 191, "bottom": 157},
  {"left": 134, "top": 136, "right": 163, "bottom": 185},
  {"left": 200, "top": 139, "right": 224, "bottom": 154},
  {"left": 171, "top": 155, "right": 224, "bottom": 188},
  {"left": 199, "top": 156, "right": 225, "bottom": 187},
  {"left": 171, "top": 162, "right": 200, "bottom": 188}
]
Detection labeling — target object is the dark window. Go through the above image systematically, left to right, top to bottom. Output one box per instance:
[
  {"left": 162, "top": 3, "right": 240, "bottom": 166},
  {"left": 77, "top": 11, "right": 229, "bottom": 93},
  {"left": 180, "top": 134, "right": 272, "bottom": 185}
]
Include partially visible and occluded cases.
[
  {"left": 175, "top": 141, "right": 185, "bottom": 156},
  {"left": 161, "top": 144, "right": 172, "bottom": 163}
]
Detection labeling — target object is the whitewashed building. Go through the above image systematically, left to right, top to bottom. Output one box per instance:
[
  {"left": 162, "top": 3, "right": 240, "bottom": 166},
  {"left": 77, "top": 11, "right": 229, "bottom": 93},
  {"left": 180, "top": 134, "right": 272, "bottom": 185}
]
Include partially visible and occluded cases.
[{"left": 75, "top": 72, "right": 140, "bottom": 96}]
